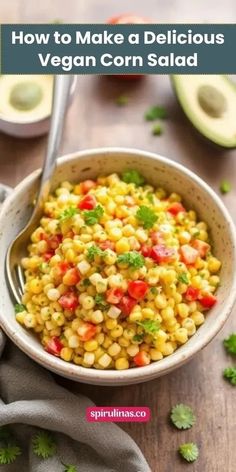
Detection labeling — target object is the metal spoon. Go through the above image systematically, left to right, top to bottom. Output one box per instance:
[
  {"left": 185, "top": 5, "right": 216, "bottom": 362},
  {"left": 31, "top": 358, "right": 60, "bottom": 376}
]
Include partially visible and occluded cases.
[{"left": 6, "top": 75, "right": 74, "bottom": 304}]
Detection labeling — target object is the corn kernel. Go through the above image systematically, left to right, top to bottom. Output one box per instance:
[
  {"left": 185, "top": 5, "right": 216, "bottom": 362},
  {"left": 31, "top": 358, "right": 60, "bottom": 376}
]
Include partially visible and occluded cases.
[{"left": 115, "top": 358, "right": 129, "bottom": 370}]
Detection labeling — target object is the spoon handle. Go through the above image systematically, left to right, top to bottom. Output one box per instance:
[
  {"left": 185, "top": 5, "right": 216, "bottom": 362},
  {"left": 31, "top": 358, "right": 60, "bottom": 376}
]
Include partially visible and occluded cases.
[{"left": 36, "top": 75, "right": 73, "bottom": 210}]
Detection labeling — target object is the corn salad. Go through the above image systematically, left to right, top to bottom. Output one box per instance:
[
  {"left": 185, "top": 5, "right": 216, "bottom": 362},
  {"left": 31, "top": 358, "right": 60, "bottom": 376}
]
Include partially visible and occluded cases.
[{"left": 16, "top": 170, "right": 221, "bottom": 370}]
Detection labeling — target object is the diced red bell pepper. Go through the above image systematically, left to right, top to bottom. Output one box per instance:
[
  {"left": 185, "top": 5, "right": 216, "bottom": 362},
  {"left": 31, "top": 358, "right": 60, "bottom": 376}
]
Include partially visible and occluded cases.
[
  {"left": 80, "top": 180, "right": 96, "bottom": 194},
  {"left": 78, "top": 194, "right": 97, "bottom": 210},
  {"left": 167, "top": 202, "right": 186, "bottom": 216},
  {"left": 47, "top": 234, "right": 63, "bottom": 250},
  {"left": 192, "top": 239, "right": 210, "bottom": 258},
  {"left": 99, "top": 240, "right": 115, "bottom": 251},
  {"left": 140, "top": 244, "right": 152, "bottom": 258},
  {"left": 150, "top": 244, "right": 176, "bottom": 263},
  {"left": 180, "top": 245, "right": 199, "bottom": 265},
  {"left": 43, "top": 251, "right": 55, "bottom": 261},
  {"left": 63, "top": 268, "right": 80, "bottom": 286},
  {"left": 128, "top": 280, "right": 148, "bottom": 300},
  {"left": 185, "top": 286, "right": 200, "bottom": 301},
  {"left": 106, "top": 288, "right": 124, "bottom": 304},
  {"left": 58, "top": 291, "right": 78, "bottom": 311},
  {"left": 199, "top": 294, "right": 217, "bottom": 308},
  {"left": 118, "top": 296, "right": 136, "bottom": 316},
  {"left": 77, "top": 322, "right": 97, "bottom": 341},
  {"left": 45, "top": 336, "right": 63, "bottom": 356},
  {"left": 134, "top": 351, "right": 151, "bottom": 367}
]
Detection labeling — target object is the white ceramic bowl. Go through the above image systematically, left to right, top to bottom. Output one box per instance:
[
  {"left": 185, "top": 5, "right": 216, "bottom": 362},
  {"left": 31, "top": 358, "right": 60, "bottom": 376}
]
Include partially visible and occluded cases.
[{"left": 0, "top": 148, "right": 236, "bottom": 385}]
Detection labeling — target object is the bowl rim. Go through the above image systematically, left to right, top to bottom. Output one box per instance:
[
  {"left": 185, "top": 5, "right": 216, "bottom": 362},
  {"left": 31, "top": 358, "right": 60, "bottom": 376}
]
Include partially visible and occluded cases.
[{"left": 1, "top": 146, "right": 236, "bottom": 384}]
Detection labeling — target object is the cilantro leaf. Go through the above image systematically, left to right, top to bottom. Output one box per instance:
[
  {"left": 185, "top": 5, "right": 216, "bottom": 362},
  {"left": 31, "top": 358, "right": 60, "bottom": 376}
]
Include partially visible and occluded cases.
[
  {"left": 116, "top": 95, "right": 129, "bottom": 106},
  {"left": 145, "top": 105, "right": 167, "bottom": 121},
  {"left": 152, "top": 123, "right": 163, "bottom": 136},
  {"left": 121, "top": 170, "right": 145, "bottom": 186},
  {"left": 220, "top": 180, "right": 231, "bottom": 194},
  {"left": 147, "top": 192, "right": 154, "bottom": 204},
  {"left": 83, "top": 205, "right": 104, "bottom": 226},
  {"left": 136, "top": 205, "right": 158, "bottom": 229},
  {"left": 59, "top": 207, "right": 78, "bottom": 221},
  {"left": 86, "top": 245, "right": 105, "bottom": 262},
  {"left": 117, "top": 251, "right": 145, "bottom": 269},
  {"left": 177, "top": 273, "right": 189, "bottom": 284},
  {"left": 82, "top": 278, "right": 91, "bottom": 287},
  {"left": 150, "top": 287, "right": 158, "bottom": 295},
  {"left": 94, "top": 294, "right": 108, "bottom": 310},
  {"left": 14, "top": 303, "right": 26, "bottom": 313},
  {"left": 137, "top": 319, "right": 160, "bottom": 335},
  {"left": 224, "top": 333, "right": 236, "bottom": 355},
  {"left": 133, "top": 334, "right": 144, "bottom": 343},
  {"left": 223, "top": 366, "right": 236, "bottom": 386},
  {"left": 170, "top": 404, "right": 196, "bottom": 430},
  {"left": 32, "top": 431, "right": 57, "bottom": 459},
  {"left": 179, "top": 443, "right": 199, "bottom": 462},
  {"left": 0, "top": 446, "right": 22, "bottom": 465},
  {"left": 62, "top": 464, "right": 77, "bottom": 472}
]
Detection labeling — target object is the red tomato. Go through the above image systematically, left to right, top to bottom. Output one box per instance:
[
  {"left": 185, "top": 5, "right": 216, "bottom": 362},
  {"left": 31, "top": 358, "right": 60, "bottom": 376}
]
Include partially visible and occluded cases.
[
  {"left": 80, "top": 180, "right": 96, "bottom": 194},
  {"left": 78, "top": 194, "right": 97, "bottom": 210},
  {"left": 167, "top": 202, "right": 186, "bottom": 216},
  {"left": 150, "top": 231, "right": 164, "bottom": 245},
  {"left": 47, "top": 234, "right": 62, "bottom": 250},
  {"left": 192, "top": 239, "right": 210, "bottom": 258},
  {"left": 99, "top": 240, "right": 115, "bottom": 251},
  {"left": 141, "top": 244, "right": 152, "bottom": 258},
  {"left": 150, "top": 244, "right": 176, "bottom": 263},
  {"left": 180, "top": 245, "right": 198, "bottom": 265},
  {"left": 43, "top": 251, "right": 54, "bottom": 261},
  {"left": 57, "top": 261, "right": 70, "bottom": 275},
  {"left": 63, "top": 268, "right": 80, "bottom": 286},
  {"left": 128, "top": 280, "right": 148, "bottom": 300},
  {"left": 185, "top": 286, "right": 200, "bottom": 301},
  {"left": 106, "top": 288, "right": 124, "bottom": 304},
  {"left": 59, "top": 291, "right": 78, "bottom": 311},
  {"left": 199, "top": 294, "right": 217, "bottom": 308},
  {"left": 118, "top": 296, "right": 136, "bottom": 316},
  {"left": 77, "top": 322, "right": 97, "bottom": 341},
  {"left": 45, "top": 336, "right": 63, "bottom": 356},
  {"left": 134, "top": 351, "right": 151, "bottom": 367}
]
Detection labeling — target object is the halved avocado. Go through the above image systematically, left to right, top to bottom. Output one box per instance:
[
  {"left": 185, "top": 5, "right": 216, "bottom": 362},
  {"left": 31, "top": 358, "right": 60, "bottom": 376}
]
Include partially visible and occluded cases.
[{"left": 171, "top": 75, "right": 236, "bottom": 149}]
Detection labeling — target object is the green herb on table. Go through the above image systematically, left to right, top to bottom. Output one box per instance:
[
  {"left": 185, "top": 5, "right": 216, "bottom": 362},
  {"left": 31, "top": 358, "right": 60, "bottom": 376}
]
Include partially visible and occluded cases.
[
  {"left": 116, "top": 95, "right": 129, "bottom": 106},
  {"left": 145, "top": 105, "right": 167, "bottom": 121},
  {"left": 152, "top": 123, "right": 163, "bottom": 136},
  {"left": 121, "top": 170, "right": 145, "bottom": 186},
  {"left": 220, "top": 180, "right": 231, "bottom": 194},
  {"left": 83, "top": 205, "right": 104, "bottom": 226},
  {"left": 136, "top": 205, "right": 158, "bottom": 229},
  {"left": 59, "top": 207, "right": 78, "bottom": 221},
  {"left": 86, "top": 245, "right": 106, "bottom": 262},
  {"left": 117, "top": 251, "right": 145, "bottom": 269},
  {"left": 177, "top": 273, "right": 189, "bottom": 285},
  {"left": 14, "top": 303, "right": 26, "bottom": 313},
  {"left": 137, "top": 319, "right": 160, "bottom": 335},
  {"left": 223, "top": 333, "right": 236, "bottom": 355},
  {"left": 223, "top": 366, "right": 236, "bottom": 386},
  {"left": 170, "top": 404, "right": 196, "bottom": 430},
  {"left": 32, "top": 431, "right": 57, "bottom": 459},
  {"left": 178, "top": 443, "right": 199, "bottom": 463},
  {"left": 0, "top": 445, "right": 22, "bottom": 465},
  {"left": 62, "top": 463, "right": 77, "bottom": 472}
]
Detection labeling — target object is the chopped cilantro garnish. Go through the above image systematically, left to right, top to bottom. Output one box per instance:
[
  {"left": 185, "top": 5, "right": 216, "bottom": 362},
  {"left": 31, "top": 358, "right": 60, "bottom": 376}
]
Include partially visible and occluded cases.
[
  {"left": 116, "top": 95, "right": 129, "bottom": 106},
  {"left": 145, "top": 105, "right": 167, "bottom": 121},
  {"left": 152, "top": 123, "right": 163, "bottom": 136},
  {"left": 121, "top": 170, "right": 145, "bottom": 186},
  {"left": 220, "top": 180, "right": 231, "bottom": 194},
  {"left": 147, "top": 192, "right": 154, "bottom": 204},
  {"left": 84, "top": 205, "right": 104, "bottom": 225},
  {"left": 136, "top": 205, "right": 158, "bottom": 229},
  {"left": 59, "top": 206, "right": 78, "bottom": 221},
  {"left": 87, "top": 245, "right": 105, "bottom": 262},
  {"left": 117, "top": 251, "right": 145, "bottom": 269},
  {"left": 177, "top": 273, "right": 189, "bottom": 284},
  {"left": 82, "top": 278, "right": 91, "bottom": 287},
  {"left": 150, "top": 287, "right": 158, "bottom": 295},
  {"left": 94, "top": 294, "right": 108, "bottom": 309},
  {"left": 14, "top": 303, "right": 26, "bottom": 313},
  {"left": 137, "top": 319, "right": 160, "bottom": 335},
  {"left": 224, "top": 333, "right": 236, "bottom": 355},
  {"left": 133, "top": 334, "right": 144, "bottom": 343},
  {"left": 223, "top": 366, "right": 236, "bottom": 386},
  {"left": 170, "top": 404, "right": 196, "bottom": 430},
  {"left": 32, "top": 431, "right": 57, "bottom": 459},
  {"left": 179, "top": 443, "right": 199, "bottom": 462}
]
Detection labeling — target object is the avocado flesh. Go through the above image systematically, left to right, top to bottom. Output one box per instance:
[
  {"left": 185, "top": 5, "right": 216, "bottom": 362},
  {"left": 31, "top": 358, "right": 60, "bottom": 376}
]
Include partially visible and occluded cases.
[{"left": 172, "top": 75, "right": 236, "bottom": 148}]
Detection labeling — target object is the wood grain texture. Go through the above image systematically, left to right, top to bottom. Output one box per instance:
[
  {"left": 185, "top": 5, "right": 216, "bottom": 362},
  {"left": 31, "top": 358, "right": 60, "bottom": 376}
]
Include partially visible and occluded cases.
[{"left": 0, "top": 1, "right": 236, "bottom": 471}]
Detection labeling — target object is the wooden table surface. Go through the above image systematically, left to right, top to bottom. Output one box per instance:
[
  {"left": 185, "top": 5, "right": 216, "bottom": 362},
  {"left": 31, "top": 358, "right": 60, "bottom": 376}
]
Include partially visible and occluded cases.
[{"left": 1, "top": 2, "right": 236, "bottom": 471}]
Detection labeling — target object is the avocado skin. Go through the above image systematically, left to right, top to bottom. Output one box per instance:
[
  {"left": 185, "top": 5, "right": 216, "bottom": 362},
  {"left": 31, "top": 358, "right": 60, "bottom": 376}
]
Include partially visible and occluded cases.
[{"left": 170, "top": 75, "right": 236, "bottom": 150}]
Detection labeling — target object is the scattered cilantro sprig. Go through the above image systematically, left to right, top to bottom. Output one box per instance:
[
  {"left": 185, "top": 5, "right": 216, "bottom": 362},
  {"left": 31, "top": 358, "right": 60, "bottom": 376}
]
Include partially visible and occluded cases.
[
  {"left": 116, "top": 95, "right": 129, "bottom": 106},
  {"left": 145, "top": 105, "right": 167, "bottom": 121},
  {"left": 152, "top": 123, "right": 163, "bottom": 136},
  {"left": 121, "top": 170, "right": 145, "bottom": 186},
  {"left": 220, "top": 180, "right": 231, "bottom": 194},
  {"left": 83, "top": 205, "right": 104, "bottom": 225},
  {"left": 136, "top": 205, "right": 158, "bottom": 229},
  {"left": 59, "top": 207, "right": 78, "bottom": 221},
  {"left": 86, "top": 245, "right": 106, "bottom": 262},
  {"left": 117, "top": 251, "right": 145, "bottom": 269},
  {"left": 177, "top": 273, "right": 189, "bottom": 285},
  {"left": 94, "top": 294, "right": 109, "bottom": 310},
  {"left": 14, "top": 303, "right": 26, "bottom": 313},
  {"left": 137, "top": 319, "right": 160, "bottom": 335},
  {"left": 133, "top": 333, "right": 144, "bottom": 343},
  {"left": 223, "top": 333, "right": 236, "bottom": 355},
  {"left": 223, "top": 366, "right": 236, "bottom": 386},
  {"left": 171, "top": 404, "right": 196, "bottom": 430},
  {"left": 32, "top": 431, "right": 57, "bottom": 459},
  {"left": 179, "top": 443, "right": 199, "bottom": 463},
  {"left": 62, "top": 463, "right": 77, "bottom": 472}
]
